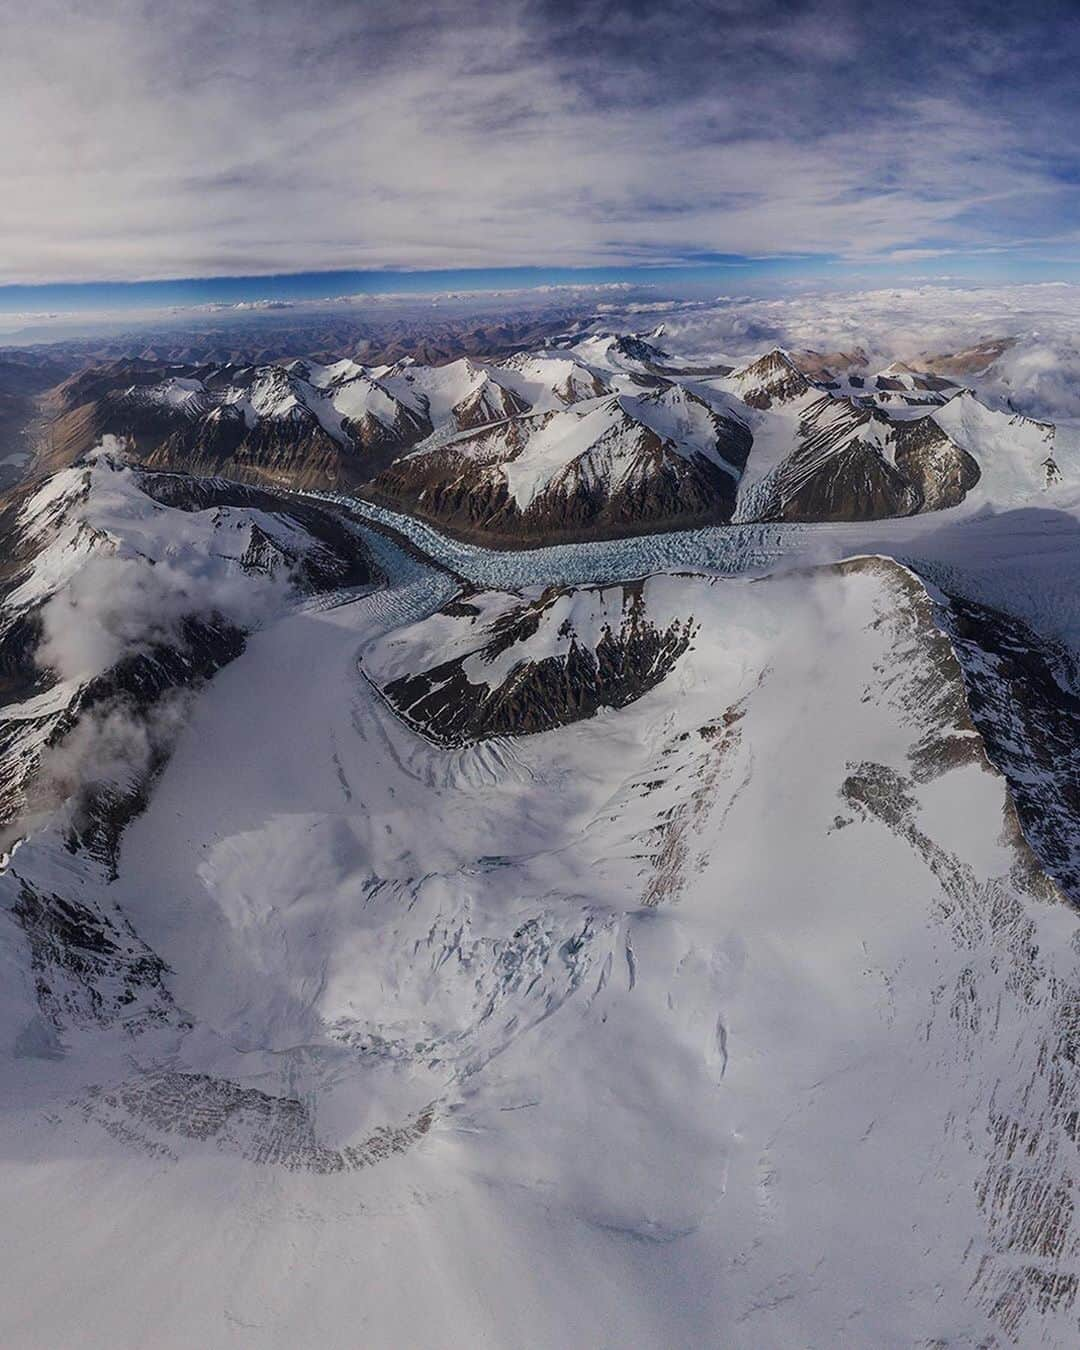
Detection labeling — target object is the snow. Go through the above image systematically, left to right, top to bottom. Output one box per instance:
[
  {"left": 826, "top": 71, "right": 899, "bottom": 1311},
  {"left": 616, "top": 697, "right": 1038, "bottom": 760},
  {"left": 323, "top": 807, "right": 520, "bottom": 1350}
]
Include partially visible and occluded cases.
[
  {"left": 4, "top": 320, "right": 1080, "bottom": 1346},
  {"left": 86, "top": 324, "right": 1080, "bottom": 544},
  {"left": 567, "top": 332, "right": 662, "bottom": 375},
  {"left": 491, "top": 351, "right": 608, "bottom": 410},
  {"left": 305, "top": 357, "right": 365, "bottom": 389},
  {"left": 379, "top": 357, "right": 493, "bottom": 423},
  {"left": 150, "top": 362, "right": 417, "bottom": 446},
  {"left": 324, "top": 369, "right": 404, "bottom": 430},
  {"left": 246, "top": 370, "right": 300, "bottom": 420},
  {"left": 133, "top": 375, "right": 208, "bottom": 414},
  {"left": 400, "top": 383, "right": 742, "bottom": 514},
  {"left": 629, "top": 385, "right": 742, "bottom": 477},
  {"left": 932, "top": 389, "right": 1078, "bottom": 504},
  {"left": 724, "top": 391, "right": 821, "bottom": 505},
  {"left": 501, "top": 399, "right": 629, "bottom": 507},
  {"left": 2, "top": 444, "right": 369, "bottom": 721},
  {"left": 2, "top": 538, "right": 1075, "bottom": 1345},
  {"left": 364, "top": 583, "right": 645, "bottom": 694}
]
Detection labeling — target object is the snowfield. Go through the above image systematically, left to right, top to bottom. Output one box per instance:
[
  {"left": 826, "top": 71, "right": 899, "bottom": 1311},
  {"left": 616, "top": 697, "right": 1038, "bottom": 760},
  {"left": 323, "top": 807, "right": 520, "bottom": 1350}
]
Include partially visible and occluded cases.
[{"left": 1, "top": 377, "right": 1080, "bottom": 1348}]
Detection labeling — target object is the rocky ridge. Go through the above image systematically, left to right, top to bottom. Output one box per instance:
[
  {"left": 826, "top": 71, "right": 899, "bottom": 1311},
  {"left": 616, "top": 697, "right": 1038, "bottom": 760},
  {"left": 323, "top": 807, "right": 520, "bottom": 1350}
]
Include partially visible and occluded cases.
[{"left": 21, "top": 332, "right": 1080, "bottom": 548}]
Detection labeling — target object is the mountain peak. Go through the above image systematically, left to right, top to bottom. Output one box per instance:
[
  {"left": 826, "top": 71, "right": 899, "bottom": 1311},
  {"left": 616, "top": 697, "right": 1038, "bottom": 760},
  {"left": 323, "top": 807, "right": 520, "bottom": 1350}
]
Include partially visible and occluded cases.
[{"left": 729, "top": 347, "right": 811, "bottom": 408}]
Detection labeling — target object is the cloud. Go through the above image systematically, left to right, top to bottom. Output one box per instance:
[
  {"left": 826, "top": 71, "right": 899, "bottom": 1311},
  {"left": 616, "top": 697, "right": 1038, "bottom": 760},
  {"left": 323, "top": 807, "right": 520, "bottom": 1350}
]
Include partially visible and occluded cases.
[
  {"left": 2, "top": 1, "right": 1079, "bottom": 283},
  {"left": 603, "top": 280, "right": 1080, "bottom": 420},
  {"left": 988, "top": 340, "right": 1080, "bottom": 419},
  {"left": 21, "top": 446, "right": 294, "bottom": 833},
  {"left": 33, "top": 449, "right": 288, "bottom": 682},
  {"left": 36, "top": 552, "right": 280, "bottom": 682},
  {"left": 37, "top": 689, "right": 192, "bottom": 809}
]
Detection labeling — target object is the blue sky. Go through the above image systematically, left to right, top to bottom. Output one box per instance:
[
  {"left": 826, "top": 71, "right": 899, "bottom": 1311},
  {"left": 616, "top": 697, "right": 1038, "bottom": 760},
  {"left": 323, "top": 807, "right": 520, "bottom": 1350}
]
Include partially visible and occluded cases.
[
  {"left": 3, "top": 0, "right": 1079, "bottom": 317},
  {"left": 6, "top": 254, "right": 1080, "bottom": 319}
]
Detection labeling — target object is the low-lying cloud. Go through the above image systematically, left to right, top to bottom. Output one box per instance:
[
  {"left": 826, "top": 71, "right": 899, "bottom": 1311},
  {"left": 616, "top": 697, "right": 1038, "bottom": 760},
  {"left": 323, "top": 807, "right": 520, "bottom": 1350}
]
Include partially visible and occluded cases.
[
  {"left": 632, "top": 282, "right": 1080, "bottom": 421},
  {"left": 37, "top": 552, "right": 279, "bottom": 683},
  {"left": 38, "top": 690, "right": 192, "bottom": 808}
]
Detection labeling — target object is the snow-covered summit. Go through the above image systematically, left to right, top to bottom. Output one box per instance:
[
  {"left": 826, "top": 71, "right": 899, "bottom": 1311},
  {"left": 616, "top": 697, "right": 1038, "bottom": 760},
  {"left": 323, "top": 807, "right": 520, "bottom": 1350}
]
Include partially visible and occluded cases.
[
  {"left": 41, "top": 330, "right": 1080, "bottom": 544},
  {"left": 0, "top": 442, "right": 378, "bottom": 856}
]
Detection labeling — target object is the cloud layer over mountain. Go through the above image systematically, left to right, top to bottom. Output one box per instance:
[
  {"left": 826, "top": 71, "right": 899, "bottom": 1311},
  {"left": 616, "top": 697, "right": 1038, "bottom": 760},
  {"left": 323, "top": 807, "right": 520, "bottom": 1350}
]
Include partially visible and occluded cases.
[{"left": 648, "top": 282, "right": 1080, "bottom": 419}]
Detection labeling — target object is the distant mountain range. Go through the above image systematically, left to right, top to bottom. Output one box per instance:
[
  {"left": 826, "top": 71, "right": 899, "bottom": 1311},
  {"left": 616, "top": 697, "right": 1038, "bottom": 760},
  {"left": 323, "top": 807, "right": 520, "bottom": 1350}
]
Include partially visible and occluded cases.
[{"left": 25, "top": 328, "right": 1075, "bottom": 545}]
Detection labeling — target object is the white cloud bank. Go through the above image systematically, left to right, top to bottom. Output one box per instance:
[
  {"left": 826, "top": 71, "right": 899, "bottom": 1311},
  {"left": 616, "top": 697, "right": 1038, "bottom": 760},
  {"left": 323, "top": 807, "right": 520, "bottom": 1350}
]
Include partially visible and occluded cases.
[
  {"left": 1, "top": 1, "right": 1079, "bottom": 283},
  {"left": 638, "top": 282, "right": 1080, "bottom": 421}
]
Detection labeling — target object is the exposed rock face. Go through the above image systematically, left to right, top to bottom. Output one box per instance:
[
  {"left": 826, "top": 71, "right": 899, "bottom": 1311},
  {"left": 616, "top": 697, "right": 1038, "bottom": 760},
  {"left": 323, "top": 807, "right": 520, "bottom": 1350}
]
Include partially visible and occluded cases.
[
  {"left": 26, "top": 331, "right": 1071, "bottom": 544},
  {"left": 606, "top": 333, "right": 672, "bottom": 366},
  {"left": 917, "top": 337, "right": 1016, "bottom": 378},
  {"left": 787, "top": 346, "right": 870, "bottom": 382},
  {"left": 727, "top": 349, "right": 811, "bottom": 408},
  {"left": 42, "top": 359, "right": 433, "bottom": 491},
  {"left": 451, "top": 377, "right": 530, "bottom": 429},
  {"left": 371, "top": 385, "right": 752, "bottom": 545},
  {"left": 741, "top": 398, "right": 981, "bottom": 523},
  {"left": 757, "top": 398, "right": 919, "bottom": 522},
  {"left": 146, "top": 416, "right": 367, "bottom": 491},
  {"left": 892, "top": 416, "right": 981, "bottom": 511},
  {"left": 783, "top": 441, "right": 918, "bottom": 521},
  {"left": 368, "top": 580, "right": 697, "bottom": 744},
  {"left": 937, "top": 591, "right": 1080, "bottom": 901},
  {"left": 13, "top": 876, "right": 176, "bottom": 1032},
  {"left": 74, "top": 1073, "right": 434, "bottom": 1172}
]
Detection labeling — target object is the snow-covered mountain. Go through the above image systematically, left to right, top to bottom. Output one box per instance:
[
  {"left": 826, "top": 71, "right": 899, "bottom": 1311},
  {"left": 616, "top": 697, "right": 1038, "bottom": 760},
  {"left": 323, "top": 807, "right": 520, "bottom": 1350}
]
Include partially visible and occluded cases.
[
  {"left": 6, "top": 301, "right": 1080, "bottom": 1348},
  {"left": 37, "top": 333, "right": 1080, "bottom": 549},
  {"left": 719, "top": 348, "right": 1077, "bottom": 524},
  {"left": 45, "top": 357, "right": 433, "bottom": 490},
  {"left": 371, "top": 382, "right": 752, "bottom": 544},
  {"left": 731, "top": 390, "right": 981, "bottom": 522},
  {"left": 2, "top": 441, "right": 1080, "bottom": 1345},
  {"left": 0, "top": 442, "right": 378, "bottom": 869}
]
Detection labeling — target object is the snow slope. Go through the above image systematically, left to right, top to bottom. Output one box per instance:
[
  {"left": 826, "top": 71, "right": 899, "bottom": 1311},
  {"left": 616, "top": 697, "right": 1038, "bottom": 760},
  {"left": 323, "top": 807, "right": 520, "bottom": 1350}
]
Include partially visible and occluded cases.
[
  {"left": 4, "top": 306, "right": 1080, "bottom": 1349},
  {"left": 1, "top": 456, "right": 1079, "bottom": 1344}
]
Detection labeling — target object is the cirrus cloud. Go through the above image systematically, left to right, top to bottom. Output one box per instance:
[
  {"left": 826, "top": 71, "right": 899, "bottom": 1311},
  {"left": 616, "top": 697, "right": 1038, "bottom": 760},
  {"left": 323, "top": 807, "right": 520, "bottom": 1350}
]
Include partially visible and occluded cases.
[{"left": 1, "top": 0, "right": 1078, "bottom": 283}]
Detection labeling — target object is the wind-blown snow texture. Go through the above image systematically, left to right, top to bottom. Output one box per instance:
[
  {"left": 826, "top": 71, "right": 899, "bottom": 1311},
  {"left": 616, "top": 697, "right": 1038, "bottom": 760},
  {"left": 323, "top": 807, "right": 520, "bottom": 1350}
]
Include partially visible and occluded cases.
[{"left": 3, "top": 312, "right": 1080, "bottom": 1348}]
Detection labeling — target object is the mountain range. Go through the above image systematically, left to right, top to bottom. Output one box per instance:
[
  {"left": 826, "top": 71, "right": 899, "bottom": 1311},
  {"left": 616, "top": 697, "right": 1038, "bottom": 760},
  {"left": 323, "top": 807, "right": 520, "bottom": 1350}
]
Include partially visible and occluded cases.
[
  {"left": 1, "top": 319, "right": 1079, "bottom": 1347},
  {"left": 25, "top": 329, "right": 1077, "bottom": 547}
]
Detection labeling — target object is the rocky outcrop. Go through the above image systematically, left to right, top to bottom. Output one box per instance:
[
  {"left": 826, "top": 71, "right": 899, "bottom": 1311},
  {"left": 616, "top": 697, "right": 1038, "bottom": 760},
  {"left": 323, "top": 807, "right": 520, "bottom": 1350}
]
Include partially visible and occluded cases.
[
  {"left": 727, "top": 349, "right": 811, "bottom": 409},
  {"left": 892, "top": 417, "right": 981, "bottom": 511},
  {"left": 369, "top": 581, "right": 697, "bottom": 744},
  {"left": 937, "top": 591, "right": 1080, "bottom": 901}
]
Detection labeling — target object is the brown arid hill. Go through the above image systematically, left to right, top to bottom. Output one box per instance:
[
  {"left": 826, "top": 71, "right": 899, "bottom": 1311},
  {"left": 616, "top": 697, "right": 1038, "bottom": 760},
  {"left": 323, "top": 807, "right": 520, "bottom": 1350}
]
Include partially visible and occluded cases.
[{"left": 915, "top": 337, "right": 1017, "bottom": 378}]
